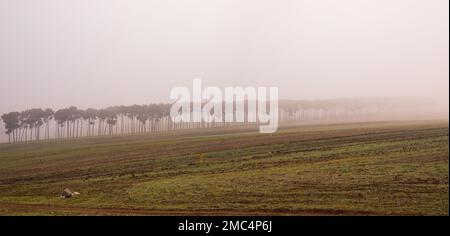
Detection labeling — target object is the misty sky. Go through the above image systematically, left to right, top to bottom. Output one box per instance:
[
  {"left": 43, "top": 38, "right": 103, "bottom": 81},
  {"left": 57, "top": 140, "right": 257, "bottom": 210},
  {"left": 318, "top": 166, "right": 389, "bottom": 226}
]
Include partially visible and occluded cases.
[{"left": 0, "top": 0, "right": 448, "bottom": 113}]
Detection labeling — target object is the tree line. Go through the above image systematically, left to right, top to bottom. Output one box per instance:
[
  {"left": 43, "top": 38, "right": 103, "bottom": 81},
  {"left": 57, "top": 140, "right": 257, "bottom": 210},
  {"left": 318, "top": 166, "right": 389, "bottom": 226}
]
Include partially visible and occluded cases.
[
  {"left": 1, "top": 98, "right": 425, "bottom": 143},
  {"left": 0, "top": 104, "right": 174, "bottom": 143}
]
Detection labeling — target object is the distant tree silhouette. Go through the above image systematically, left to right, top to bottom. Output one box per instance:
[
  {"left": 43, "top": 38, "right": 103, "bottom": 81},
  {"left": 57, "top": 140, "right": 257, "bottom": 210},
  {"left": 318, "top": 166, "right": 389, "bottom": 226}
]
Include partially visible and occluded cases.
[
  {"left": 1, "top": 99, "right": 402, "bottom": 143},
  {"left": 1, "top": 112, "right": 20, "bottom": 143}
]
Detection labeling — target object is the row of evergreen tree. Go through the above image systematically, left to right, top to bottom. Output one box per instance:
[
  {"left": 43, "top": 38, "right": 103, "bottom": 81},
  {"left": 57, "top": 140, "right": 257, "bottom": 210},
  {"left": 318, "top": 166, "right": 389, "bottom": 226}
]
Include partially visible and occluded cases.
[
  {"left": 1, "top": 98, "right": 418, "bottom": 143},
  {"left": 0, "top": 104, "right": 174, "bottom": 143}
]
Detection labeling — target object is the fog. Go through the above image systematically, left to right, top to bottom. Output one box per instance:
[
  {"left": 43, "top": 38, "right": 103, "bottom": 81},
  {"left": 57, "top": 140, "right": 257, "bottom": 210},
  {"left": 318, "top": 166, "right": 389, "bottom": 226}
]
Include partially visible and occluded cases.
[{"left": 0, "top": 0, "right": 448, "bottom": 114}]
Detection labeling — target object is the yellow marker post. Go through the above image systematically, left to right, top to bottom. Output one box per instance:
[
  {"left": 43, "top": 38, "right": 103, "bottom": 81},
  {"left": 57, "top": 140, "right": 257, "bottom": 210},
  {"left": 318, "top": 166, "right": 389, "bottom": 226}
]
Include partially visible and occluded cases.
[{"left": 198, "top": 153, "right": 204, "bottom": 164}]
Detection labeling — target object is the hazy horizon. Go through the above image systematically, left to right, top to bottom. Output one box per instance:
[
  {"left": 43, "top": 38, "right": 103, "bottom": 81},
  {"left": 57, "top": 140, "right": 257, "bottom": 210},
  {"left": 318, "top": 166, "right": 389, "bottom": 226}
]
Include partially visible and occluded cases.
[{"left": 0, "top": 0, "right": 448, "bottom": 114}]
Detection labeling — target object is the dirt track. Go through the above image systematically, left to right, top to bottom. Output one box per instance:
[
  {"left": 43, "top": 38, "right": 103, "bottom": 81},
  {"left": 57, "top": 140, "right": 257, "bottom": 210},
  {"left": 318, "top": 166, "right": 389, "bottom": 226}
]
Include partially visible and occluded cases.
[{"left": 0, "top": 202, "right": 375, "bottom": 216}]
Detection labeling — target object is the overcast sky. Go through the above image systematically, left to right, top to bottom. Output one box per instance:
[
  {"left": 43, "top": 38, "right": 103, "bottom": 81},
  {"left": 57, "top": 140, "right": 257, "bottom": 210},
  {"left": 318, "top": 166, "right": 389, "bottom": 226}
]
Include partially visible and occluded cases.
[{"left": 0, "top": 0, "right": 448, "bottom": 113}]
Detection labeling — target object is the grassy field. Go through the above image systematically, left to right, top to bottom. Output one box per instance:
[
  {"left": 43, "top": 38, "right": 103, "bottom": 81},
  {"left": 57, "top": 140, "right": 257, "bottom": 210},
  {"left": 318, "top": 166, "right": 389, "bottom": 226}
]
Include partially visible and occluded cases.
[{"left": 0, "top": 120, "right": 448, "bottom": 215}]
